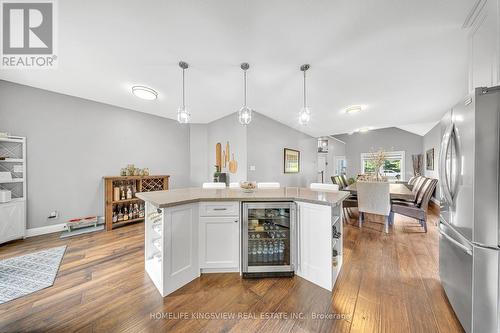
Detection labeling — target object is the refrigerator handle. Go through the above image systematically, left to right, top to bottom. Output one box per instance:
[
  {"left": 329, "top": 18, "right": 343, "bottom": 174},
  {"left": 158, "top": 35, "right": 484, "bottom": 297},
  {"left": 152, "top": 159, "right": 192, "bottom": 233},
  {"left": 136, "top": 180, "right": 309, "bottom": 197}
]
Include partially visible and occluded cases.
[
  {"left": 439, "top": 123, "right": 454, "bottom": 205},
  {"left": 450, "top": 125, "right": 462, "bottom": 200},
  {"left": 438, "top": 224, "right": 472, "bottom": 255}
]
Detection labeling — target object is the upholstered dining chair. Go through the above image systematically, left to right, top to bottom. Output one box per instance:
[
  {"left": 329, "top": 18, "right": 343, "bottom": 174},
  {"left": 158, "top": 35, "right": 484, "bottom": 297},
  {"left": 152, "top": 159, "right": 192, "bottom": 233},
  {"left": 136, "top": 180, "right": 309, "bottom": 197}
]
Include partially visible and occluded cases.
[
  {"left": 341, "top": 174, "right": 349, "bottom": 188},
  {"left": 390, "top": 178, "right": 437, "bottom": 232},
  {"left": 357, "top": 181, "right": 391, "bottom": 233},
  {"left": 202, "top": 182, "right": 226, "bottom": 189},
  {"left": 257, "top": 182, "right": 280, "bottom": 189},
  {"left": 310, "top": 183, "right": 339, "bottom": 191}
]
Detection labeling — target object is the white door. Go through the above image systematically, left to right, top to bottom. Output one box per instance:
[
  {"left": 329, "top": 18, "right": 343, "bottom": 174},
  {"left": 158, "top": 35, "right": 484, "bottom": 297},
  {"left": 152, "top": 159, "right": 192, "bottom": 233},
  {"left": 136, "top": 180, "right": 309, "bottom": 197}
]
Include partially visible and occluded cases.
[
  {"left": 317, "top": 154, "right": 327, "bottom": 183},
  {"left": 335, "top": 156, "right": 347, "bottom": 176},
  {"left": 0, "top": 201, "right": 25, "bottom": 244},
  {"left": 297, "top": 202, "right": 332, "bottom": 291},
  {"left": 163, "top": 203, "right": 199, "bottom": 296},
  {"left": 200, "top": 216, "right": 239, "bottom": 271}
]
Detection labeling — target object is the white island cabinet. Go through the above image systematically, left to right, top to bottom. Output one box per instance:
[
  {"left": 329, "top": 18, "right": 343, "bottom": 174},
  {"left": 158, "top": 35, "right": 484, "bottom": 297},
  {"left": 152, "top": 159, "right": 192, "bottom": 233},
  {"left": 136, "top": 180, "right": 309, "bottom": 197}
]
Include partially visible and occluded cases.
[
  {"left": 138, "top": 187, "right": 349, "bottom": 297},
  {"left": 296, "top": 201, "right": 343, "bottom": 291},
  {"left": 145, "top": 202, "right": 200, "bottom": 297},
  {"left": 199, "top": 202, "right": 240, "bottom": 272}
]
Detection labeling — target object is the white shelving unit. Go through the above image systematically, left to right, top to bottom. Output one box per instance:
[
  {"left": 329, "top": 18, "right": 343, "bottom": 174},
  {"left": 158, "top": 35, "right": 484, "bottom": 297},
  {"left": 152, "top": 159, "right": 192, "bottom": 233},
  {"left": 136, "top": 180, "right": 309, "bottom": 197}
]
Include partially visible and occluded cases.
[{"left": 0, "top": 136, "right": 27, "bottom": 244}]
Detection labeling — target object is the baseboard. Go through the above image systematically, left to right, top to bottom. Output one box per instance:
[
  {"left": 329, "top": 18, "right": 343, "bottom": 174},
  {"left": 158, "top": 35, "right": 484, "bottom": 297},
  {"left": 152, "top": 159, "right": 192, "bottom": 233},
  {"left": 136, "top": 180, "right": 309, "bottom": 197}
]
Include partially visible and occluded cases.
[
  {"left": 26, "top": 223, "right": 67, "bottom": 237},
  {"left": 200, "top": 267, "right": 239, "bottom": 274}
]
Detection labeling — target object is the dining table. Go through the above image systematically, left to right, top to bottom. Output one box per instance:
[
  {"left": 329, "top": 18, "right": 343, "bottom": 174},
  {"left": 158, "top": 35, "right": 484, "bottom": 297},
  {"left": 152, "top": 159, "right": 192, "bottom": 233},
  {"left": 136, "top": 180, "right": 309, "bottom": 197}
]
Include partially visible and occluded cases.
[{"left": 345, "top": 182, "right": 415, "bottom": 201}]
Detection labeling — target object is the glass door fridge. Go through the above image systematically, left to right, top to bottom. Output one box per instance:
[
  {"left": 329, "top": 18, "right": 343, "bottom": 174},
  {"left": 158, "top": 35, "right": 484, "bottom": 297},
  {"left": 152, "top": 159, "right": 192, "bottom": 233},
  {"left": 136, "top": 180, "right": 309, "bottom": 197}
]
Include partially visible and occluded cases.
[{"left": 242, "top": 202, "right": 296, "bottom": 277}]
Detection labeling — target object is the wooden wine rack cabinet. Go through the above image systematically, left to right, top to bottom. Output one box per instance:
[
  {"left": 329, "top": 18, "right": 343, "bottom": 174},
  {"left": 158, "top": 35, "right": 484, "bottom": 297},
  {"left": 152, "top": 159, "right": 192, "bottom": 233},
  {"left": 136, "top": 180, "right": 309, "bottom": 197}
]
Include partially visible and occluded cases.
[{"left": 103, "top": 175, "right": 169, "bottom": 231}]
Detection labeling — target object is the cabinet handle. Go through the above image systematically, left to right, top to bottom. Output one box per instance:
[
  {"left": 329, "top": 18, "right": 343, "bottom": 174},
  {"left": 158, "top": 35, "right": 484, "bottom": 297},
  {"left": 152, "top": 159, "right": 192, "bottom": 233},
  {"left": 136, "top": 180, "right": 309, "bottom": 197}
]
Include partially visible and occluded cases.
[
  {"left": 213, "top": 208, "right": 227, "bottom": 211},
  {"left": 234, "top": 220, "right": 238, "bottom": 223}
]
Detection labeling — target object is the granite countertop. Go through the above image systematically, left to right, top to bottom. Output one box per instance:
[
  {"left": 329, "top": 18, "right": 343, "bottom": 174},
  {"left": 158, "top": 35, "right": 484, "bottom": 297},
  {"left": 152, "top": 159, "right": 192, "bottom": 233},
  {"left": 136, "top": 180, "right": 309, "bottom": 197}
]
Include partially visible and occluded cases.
[{"left": 136, "top": 187, "right": 351, "bottom": 208}]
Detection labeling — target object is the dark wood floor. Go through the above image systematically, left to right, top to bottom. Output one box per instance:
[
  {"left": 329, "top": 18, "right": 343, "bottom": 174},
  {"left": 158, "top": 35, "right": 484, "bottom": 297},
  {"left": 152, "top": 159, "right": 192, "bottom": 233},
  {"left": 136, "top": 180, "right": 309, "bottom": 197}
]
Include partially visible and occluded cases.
[{"left": 0, "top": 205, "right": 464, "bottom": 333}]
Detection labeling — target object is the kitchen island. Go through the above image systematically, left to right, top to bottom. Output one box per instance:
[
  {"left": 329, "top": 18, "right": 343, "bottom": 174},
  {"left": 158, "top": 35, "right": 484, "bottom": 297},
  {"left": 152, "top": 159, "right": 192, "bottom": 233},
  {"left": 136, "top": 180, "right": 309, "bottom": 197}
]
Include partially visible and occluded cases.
[{"left": 136, "top": 187, "right": 350, "bottom": 297}]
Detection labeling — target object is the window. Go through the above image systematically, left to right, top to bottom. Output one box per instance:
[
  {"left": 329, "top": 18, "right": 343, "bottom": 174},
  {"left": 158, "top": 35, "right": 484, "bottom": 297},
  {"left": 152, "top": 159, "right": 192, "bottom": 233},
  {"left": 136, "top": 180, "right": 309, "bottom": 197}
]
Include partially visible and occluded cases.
[{"left": 360, "top": 151, "right": 406, "bottom": 181}]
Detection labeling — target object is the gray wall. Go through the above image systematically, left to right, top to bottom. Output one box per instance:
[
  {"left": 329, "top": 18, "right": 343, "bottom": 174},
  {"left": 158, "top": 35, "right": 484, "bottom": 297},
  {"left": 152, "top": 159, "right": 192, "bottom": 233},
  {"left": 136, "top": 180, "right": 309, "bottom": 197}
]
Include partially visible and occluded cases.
[
  {"left": 0, "top": 81, "right": 190, "bottom": 229},
  {"left": 247, "top": 112, "right": 317, "bottom": 187},
  {"left": 206, "top": 114, "right": 247, "bottom": 184},
  {"left": 423, "top": 122, "right": 441, "bottom": 199},
  {"left": 334, "top": 127, "right": 423, "bottom": 181}
]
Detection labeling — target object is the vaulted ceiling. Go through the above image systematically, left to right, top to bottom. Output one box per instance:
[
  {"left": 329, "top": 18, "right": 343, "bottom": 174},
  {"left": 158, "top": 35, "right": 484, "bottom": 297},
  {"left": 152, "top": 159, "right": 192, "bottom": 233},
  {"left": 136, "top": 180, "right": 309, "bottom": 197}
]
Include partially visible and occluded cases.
[{"left": 0, "top": 0, "right": 473, "bottom": 137}]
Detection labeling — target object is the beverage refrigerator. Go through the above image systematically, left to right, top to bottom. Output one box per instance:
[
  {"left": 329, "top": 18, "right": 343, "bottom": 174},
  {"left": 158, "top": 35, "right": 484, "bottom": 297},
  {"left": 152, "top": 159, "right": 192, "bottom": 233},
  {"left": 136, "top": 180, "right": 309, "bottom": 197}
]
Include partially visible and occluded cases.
[{"left": 241, "top": 202, "right": 296, "bottom": 277}]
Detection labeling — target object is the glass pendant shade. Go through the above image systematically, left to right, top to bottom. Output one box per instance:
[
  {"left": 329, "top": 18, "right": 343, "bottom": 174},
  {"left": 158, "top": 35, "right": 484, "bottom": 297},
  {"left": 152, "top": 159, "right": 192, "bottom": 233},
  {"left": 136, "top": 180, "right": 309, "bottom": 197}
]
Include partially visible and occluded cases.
[
  {"left": 177, "top": 106, "right": 191, "bottom": 124},
  {"left": 238, "top": 106, "right": 252, "bottom": 125},
  {"left": 298, "top": 107, "right": 311, "bottom": 125}
]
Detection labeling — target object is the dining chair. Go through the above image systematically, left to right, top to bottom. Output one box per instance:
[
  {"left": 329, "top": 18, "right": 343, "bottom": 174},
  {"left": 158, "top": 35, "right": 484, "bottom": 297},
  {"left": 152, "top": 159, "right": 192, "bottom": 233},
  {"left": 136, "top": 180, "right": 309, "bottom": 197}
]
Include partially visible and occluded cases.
[
  {"left": 341, "top": 174, "right": 349, "bottom": 188},
  {"left": 331, "top": 175, "right": 345, "bottom": 189},
  {"left": 390, "top": 178, "right": 437, "bottom": 232},
  {"left": 356, "top": 181, "right": 391, "bottom": 233},
  {"left": 202, "top": 182, "right": 226, "bottom": 189},
  {"left": 229, "top": 182, "right": 240, "bottom": 188},
  {"left": 257, "top": 182, "right": 280, "bottom": 189},
  {"left": 310, "top": 183, "right": 339, "bottom": 191}
]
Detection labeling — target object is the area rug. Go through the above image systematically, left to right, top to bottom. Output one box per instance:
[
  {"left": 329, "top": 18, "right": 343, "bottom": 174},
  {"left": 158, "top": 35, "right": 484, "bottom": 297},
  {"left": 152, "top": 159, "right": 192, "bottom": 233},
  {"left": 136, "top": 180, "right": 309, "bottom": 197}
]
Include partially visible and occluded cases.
[{"left": 0, "top": 246, "right": 66, "bottom": 304}]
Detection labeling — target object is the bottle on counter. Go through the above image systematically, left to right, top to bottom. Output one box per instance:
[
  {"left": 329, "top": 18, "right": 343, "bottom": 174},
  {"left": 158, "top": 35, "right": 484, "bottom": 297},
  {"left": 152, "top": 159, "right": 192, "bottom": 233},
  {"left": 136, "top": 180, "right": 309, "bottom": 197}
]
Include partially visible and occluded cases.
[
  {"left": 113, "top": 184, "right": 120, "bottom": 202},
  {"left": 120, "top": 185, "right": 126, "bottom": 200},
  {"left": 126, "top": 185, "right": 132, "bottom": 200},
  {"left": 133, "top": 203, "right": 139, "bottom": 219},
  {"left": 139, "top": 203, "right": 145, "bottom": 218},
  {"left": 117, "top": 206, "right": 124, "bottom": 222},
  {"left": 123, "top": 206, "right": 129, "bottom": 221}
]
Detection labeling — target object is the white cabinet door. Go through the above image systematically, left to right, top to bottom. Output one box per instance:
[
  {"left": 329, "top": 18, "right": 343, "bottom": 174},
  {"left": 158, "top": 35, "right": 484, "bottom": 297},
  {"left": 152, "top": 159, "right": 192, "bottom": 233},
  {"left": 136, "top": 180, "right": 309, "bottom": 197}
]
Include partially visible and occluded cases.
[
  {"left": 469, "top": 0, "right": 500, "bottom": 91},
  {"left": 0, "top": 201, "right": 25, "bottom": 244},
  {"left": 297, "top": 202, "right": 332, "bottom": 291},
  {"left": 163, "top": 203, "right": 199, "bottom": 296},
  {"left": 199, "top": 216, "right": 239, "bottom": 271}
]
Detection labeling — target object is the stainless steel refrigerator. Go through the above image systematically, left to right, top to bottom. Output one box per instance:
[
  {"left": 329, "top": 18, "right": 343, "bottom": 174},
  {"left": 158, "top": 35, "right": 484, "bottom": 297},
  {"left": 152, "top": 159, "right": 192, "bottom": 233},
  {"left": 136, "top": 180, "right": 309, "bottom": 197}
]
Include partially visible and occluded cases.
[{"left": 439, "top": 85, "right": 500, "bottom": 333}]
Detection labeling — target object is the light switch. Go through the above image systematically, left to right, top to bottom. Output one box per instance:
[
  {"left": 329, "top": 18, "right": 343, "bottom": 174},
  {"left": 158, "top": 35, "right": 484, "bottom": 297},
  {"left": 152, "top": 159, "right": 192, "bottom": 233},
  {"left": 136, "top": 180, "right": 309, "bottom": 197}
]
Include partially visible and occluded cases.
[{"left": 249, "top": 165, "right": 256, "bottom": 171}]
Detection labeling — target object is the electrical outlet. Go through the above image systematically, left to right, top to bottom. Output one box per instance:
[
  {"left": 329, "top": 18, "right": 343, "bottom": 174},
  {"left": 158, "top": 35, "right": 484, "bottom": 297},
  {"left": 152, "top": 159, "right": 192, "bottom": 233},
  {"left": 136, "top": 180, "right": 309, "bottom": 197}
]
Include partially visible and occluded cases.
[{"left": 48, "top": 211, "right": 59, "bottom": 220}]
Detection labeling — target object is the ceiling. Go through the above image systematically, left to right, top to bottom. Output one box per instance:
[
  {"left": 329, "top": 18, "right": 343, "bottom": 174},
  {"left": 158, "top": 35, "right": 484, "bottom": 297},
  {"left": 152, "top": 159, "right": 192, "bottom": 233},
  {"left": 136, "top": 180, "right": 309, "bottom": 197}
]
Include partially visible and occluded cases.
[{"left": 0, "top": 0, "right": 473, "bottom": 137}]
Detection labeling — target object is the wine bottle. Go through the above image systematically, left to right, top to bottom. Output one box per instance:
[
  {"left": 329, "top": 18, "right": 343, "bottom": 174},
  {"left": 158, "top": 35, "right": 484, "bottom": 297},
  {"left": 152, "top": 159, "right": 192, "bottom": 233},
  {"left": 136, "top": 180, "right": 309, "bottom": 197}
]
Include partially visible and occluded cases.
[
  {"left": 126, "top": 185, "right": 132, "bottom": 200},
  {"left": 128, "top": 203, "right": 133, "bottom": 219},
  {"left": 117, "top": 206, "right": 124, "bottom": 221},
  {"left": 123, "top": 206, "right": 129, "bottom": 221},
  {"left": 112, "top": 208, "right": 118, "bottom": 223}
]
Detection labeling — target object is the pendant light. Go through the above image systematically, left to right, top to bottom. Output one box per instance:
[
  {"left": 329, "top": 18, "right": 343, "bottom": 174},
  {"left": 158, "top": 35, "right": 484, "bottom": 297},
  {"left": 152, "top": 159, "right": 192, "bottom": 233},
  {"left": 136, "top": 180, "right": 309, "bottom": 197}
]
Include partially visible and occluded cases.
[
  {"left": 177, "top": 61, "right": 191, "bottom": 124},
  {"left": 238, "top": 62, "right": 252, "bottom": 125},
  {"left": 298, "top": 64, "right": 311, "bottom": 125}
]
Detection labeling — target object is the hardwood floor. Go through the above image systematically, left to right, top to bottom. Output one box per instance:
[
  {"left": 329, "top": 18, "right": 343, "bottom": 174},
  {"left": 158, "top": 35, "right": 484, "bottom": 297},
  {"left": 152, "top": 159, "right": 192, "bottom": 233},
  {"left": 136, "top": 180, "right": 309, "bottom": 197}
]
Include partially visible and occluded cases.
[{"left": 0, "top": 205, "right": 464, "bottom": 333}]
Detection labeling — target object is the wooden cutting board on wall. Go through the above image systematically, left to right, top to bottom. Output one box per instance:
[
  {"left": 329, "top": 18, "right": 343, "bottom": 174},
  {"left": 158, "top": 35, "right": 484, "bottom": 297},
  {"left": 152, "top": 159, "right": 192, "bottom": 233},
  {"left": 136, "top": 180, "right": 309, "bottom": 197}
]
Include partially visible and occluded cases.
[{"left": 215, "top": 143, "right": 222, "bottom": 172}]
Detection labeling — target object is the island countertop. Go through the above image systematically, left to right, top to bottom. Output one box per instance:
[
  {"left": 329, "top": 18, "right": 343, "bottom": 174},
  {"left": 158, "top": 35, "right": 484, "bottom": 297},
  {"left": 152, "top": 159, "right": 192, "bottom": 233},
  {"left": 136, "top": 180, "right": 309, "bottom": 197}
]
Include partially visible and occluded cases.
[{"left": 136, "top": 187, "right": 350, "bottom": 208}]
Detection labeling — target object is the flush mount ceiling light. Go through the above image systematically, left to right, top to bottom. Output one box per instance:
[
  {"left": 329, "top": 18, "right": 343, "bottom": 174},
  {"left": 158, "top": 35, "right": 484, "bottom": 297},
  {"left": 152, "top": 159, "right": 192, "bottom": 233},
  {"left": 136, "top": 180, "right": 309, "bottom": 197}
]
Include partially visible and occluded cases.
[
  {"left": 177, "top": 61, "right": 191, "bottom": 124},
  {"left": 238, "top": 62, "right": 253, "bottom": 125},
  {"left": 298, "top": 64, "right": 311, "bottom": 125},
  {"left": 131, "top": 86, "right": 158, "bottom": 100},
  {"left": 345, "top": 105, "right": 363, "bottom": 114},
  {"left": 358, "top": 127, "right": 372, "bottom": 133}
]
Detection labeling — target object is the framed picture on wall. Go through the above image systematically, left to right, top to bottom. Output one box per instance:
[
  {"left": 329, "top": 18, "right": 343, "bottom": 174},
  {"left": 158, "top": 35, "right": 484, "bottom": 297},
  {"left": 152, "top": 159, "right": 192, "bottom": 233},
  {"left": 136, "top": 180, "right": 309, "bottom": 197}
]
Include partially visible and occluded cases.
[
  {"left": 284, "top": 148, "right": 300, "bottom": 173},
  {"left": 426, "top": 148, "right": 434, "bottom": 170}
]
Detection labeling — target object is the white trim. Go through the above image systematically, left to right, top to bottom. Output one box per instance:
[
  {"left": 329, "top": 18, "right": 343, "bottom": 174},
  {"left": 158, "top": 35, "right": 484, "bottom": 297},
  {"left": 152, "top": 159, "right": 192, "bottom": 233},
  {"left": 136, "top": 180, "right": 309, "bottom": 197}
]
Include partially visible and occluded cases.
[
  {"left": 328, "top": 135, "right": 346, "bottom": 144},
  {"left": 26, "top": 223, "right": 67, "bottom": 237}
]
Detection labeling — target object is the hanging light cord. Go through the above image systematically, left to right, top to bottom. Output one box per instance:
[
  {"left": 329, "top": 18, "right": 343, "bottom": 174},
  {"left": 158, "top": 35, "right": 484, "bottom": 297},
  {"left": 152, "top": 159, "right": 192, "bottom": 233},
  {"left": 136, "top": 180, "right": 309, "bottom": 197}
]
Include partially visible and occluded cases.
[
  {"left": 182, "top": 68, "right": 186, "bottom": 109},
  {"left": 243, "top": 69, "right": 247, "bottom": 107},
  {"left": 303, "top": 69, "right": 307, "bottom": 108}
]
